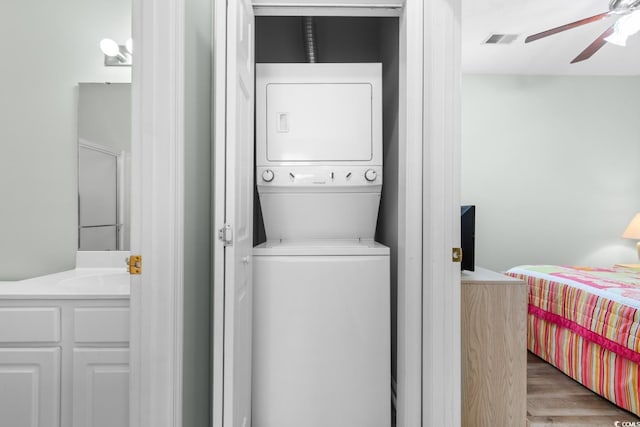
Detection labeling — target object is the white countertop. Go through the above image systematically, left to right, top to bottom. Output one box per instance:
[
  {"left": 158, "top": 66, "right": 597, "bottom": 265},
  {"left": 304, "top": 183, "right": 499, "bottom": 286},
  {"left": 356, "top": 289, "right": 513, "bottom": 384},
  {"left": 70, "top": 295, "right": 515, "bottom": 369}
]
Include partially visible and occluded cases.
[
  {"left": 0, "top": 252, "right": 130, "bottom": 299},
  {"left": 0, "top": 268, "right": 130, "bottom": 299}
]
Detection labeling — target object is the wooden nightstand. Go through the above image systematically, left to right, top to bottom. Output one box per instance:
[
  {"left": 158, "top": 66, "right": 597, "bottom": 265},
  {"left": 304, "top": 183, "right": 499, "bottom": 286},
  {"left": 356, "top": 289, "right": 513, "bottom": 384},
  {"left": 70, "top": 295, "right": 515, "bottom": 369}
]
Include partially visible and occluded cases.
[
  {"left": 614, "top": 263, "right": 640, "bottom": 270},
  {"left": 461, "top": 267, "right": 527, "bottom": 427}
]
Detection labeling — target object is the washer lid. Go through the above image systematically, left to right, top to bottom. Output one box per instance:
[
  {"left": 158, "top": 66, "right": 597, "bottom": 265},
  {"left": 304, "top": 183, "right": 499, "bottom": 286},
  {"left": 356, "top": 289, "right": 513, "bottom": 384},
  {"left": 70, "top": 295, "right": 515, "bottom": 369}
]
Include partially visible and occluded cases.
[{"left": 253, "top": 239, "right": 389, "bottom": 256}]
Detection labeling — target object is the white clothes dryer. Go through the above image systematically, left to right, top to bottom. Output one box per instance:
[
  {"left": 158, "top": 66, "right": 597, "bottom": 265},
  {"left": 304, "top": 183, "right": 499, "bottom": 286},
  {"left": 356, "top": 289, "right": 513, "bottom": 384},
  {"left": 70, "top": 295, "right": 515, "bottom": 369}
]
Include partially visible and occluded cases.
[
  {"left": 255, "top": 63, "right": 383, "bottom": 241},
  {"left": 252, "top": 240, "right": 390, "bottom": 427}
]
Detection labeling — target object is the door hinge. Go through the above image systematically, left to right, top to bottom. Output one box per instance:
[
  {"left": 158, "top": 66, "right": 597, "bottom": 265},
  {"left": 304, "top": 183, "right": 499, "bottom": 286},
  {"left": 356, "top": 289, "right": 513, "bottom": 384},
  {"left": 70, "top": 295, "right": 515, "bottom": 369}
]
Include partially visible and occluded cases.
[
  {"left": 218, "top": 224, "right": 233, "bottom": 246},
  {"left": 452, "top": 247, "right": 463, "bottom": 263},
  {"left": 127, "top": 255, "right": 142, "bottom": 275}
]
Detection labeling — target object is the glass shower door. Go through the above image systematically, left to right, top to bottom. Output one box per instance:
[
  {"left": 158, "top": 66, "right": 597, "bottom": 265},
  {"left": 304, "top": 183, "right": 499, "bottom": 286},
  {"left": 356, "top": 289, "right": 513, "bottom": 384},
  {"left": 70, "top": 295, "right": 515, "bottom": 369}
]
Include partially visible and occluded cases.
[{"left": 78, "top": 144, "right": 120, "bottom": 250}]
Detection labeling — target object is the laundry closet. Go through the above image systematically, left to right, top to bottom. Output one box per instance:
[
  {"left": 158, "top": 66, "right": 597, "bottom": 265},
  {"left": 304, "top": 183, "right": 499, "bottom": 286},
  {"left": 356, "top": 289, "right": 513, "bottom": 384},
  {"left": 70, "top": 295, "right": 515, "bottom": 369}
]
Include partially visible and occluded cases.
[
  {"left": 211, "top": 1, "right": 461, "bottom": 427},
  {"left": 252, "top": 16, "right": 396, "bottom": 427}
]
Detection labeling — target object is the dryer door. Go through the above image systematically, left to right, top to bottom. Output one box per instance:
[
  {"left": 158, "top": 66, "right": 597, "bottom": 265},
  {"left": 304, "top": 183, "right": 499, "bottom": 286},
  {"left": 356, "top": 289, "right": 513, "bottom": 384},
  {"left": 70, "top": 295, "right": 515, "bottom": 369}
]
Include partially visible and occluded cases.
[{"left": 265, "top": 82, "right": 373, "bottom": 162}]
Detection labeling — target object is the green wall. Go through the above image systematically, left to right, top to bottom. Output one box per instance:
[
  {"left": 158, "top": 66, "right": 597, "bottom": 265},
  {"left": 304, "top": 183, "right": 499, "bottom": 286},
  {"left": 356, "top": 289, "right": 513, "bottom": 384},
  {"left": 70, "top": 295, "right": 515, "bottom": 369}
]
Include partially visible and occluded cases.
[{"left": 462, "top": 75, "right": 640, "bottom": 271}]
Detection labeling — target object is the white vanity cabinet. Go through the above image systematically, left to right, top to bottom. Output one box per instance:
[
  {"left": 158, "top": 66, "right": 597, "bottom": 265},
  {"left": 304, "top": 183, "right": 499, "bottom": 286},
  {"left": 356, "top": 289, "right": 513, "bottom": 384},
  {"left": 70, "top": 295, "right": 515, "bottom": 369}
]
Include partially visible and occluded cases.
[
  {"left": 0, "top": 298, "right": 129, "bottom": 427},
  {"left": 0, "top": 347, "right": 61, "bottom": 427},
  {"left": 73, "top": 348, "right": 129, "bottom": 427}
]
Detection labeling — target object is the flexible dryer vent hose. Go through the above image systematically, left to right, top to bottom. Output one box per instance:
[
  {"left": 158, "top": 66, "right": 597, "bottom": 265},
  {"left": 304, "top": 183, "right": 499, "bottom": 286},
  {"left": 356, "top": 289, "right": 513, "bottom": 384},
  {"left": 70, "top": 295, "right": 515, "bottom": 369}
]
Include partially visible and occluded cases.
[{"left": 302, "top": 16, "right": 318, "bottom": 63}]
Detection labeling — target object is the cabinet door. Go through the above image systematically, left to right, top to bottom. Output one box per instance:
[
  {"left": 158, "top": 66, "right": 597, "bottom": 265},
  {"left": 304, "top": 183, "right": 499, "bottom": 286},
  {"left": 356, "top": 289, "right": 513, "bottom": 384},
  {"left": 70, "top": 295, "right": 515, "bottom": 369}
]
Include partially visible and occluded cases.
[
  {"left": 461, "top": 280, "right": 527, "bottom": 427},
  {"left": 0, "top": 348, "right": 61, "bottom": 427},
  {"left": 72, "top": 348, "right": 129, "bottom": 427}
]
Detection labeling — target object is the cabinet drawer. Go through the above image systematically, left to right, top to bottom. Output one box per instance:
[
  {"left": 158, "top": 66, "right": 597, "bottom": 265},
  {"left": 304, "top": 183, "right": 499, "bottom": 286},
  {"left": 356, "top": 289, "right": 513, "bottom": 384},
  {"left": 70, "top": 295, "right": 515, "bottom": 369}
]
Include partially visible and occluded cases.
[
  {"left": 0, "top": 308, "right": 61, "bottom": 343},
  {"left": 74, "top": 308, "right": 130, "bottom": 344}
]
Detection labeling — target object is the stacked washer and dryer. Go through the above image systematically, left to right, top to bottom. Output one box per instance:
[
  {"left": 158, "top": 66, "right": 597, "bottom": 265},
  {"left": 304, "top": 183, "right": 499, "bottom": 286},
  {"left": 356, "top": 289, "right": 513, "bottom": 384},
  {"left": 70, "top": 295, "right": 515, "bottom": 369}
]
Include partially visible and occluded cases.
[{"left": 252, "top": 63, "right": 390, "bottom": 427}]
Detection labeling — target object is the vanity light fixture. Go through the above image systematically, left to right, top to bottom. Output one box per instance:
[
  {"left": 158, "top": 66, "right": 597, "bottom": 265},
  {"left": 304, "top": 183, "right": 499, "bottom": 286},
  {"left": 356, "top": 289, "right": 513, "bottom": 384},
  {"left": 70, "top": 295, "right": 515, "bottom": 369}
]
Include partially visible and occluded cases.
[
  {"left": 100, "top": 38, "right": 132, "bottom": 67},
  {"left": 622, "top": 212, "right": 640, "bottom": 261}
]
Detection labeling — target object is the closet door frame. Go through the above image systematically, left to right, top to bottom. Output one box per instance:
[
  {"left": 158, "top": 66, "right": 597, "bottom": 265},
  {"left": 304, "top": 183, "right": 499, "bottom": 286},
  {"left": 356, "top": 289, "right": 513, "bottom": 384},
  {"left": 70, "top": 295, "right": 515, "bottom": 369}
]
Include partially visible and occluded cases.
[
  {"left": 128, "top": 0, "right": 462, "bottom": 426},
  {"left": 129, "top": 0, "right": 186, "bottom": 426}
]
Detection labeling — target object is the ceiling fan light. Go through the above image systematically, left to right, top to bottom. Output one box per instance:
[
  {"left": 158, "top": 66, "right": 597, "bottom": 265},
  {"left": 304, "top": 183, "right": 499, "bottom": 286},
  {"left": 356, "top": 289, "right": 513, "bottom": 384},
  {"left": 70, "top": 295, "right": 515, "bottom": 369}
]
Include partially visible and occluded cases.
[
  {"left": 616, "top": 11, "right": 640, "bottom": 36},
  {"left": 605, "top": 31, "right": 629, "bottom": 46}
]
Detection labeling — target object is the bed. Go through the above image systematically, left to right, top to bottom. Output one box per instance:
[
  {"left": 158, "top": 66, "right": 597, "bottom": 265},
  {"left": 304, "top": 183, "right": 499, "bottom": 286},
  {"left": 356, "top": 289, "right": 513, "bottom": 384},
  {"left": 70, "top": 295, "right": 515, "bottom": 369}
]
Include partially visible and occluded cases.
[{"left": 505, "top": 265, "right": 640, "bottom": 415}]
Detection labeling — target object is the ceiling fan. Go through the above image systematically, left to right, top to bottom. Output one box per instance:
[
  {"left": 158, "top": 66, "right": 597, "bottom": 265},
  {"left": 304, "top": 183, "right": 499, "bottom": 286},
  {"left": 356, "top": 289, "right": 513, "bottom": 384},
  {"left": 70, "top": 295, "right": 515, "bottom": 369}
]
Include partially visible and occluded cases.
[{"left": 525, "top": 0, "right": 640, "bottom": 63}]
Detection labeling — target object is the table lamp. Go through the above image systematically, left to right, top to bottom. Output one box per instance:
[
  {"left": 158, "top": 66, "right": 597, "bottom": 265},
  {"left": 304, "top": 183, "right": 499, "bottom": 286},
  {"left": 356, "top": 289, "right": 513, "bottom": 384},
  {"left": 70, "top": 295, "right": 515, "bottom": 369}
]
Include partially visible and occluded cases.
[{"left": 622, "top": 213, "right": 640, "bottom": 261}]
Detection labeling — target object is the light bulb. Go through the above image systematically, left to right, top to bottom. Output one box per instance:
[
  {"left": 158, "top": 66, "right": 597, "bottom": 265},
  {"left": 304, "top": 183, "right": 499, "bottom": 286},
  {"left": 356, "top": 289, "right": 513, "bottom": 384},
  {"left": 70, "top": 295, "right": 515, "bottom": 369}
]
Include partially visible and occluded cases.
[
  {"left": 100, "top": 38, "right": 120, "bottom": 57},
  {"left": 125, "top": 38, "right": 133, "bottom": 54}
]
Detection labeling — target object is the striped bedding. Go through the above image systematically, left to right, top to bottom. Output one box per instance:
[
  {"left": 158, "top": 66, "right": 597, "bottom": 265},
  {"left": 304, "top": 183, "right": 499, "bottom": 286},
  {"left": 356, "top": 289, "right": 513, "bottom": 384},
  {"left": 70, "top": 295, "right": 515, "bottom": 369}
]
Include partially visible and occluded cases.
[{"left": 506, "top": 265, "right": 640, "bottom": 415}]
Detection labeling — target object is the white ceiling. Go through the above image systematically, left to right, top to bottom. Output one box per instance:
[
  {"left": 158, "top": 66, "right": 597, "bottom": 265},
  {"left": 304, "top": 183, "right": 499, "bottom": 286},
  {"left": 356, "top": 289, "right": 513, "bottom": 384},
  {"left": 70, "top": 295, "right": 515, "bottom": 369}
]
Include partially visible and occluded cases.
[{"left": 462, "top": 0, "right": 640, "bottom": 75}]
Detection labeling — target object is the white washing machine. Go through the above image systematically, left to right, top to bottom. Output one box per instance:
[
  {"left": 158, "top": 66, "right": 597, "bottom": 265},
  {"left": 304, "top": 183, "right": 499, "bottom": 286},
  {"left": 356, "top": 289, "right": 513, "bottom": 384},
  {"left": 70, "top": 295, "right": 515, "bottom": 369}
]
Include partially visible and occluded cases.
[
  {"left": 252, "top": 63, "right": 390, "bottom": 427},
  {"left": 252, "top": 240, "right": 390, "bottom": 427}
]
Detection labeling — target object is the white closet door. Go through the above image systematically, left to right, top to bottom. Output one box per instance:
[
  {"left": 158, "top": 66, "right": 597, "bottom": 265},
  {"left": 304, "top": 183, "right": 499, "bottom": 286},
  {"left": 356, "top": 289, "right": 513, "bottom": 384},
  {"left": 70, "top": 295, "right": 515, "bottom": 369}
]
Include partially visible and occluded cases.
[{"left": 221, "top": 0, "right": 255, "bottom": 426}]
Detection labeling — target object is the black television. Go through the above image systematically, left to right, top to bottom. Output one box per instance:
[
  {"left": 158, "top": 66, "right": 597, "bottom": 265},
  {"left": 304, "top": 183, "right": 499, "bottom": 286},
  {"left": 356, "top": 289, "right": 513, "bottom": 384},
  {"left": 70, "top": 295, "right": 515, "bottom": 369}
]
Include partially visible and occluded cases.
[{"left": 460, "top": 205, "right": 475, "bottom": 271}]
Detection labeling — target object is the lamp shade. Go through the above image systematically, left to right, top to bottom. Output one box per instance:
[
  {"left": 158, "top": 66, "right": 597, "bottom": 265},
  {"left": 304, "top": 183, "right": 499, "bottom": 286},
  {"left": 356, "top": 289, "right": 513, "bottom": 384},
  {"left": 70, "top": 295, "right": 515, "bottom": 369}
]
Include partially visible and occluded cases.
[{"left": 622, "top": 213, "right": 640, "bottom": 239}]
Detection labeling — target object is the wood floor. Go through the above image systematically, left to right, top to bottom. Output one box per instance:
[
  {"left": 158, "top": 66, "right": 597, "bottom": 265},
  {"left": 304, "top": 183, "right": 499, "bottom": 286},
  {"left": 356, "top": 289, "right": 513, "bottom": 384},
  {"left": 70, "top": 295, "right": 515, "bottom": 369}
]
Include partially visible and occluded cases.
[{"left": 527, "top": 352, "right": 640, "bottom": 426}]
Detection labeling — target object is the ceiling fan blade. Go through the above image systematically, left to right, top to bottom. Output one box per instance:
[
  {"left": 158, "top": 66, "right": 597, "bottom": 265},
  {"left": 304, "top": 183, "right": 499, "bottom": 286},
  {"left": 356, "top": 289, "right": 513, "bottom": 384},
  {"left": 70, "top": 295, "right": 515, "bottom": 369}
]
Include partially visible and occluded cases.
[
  {"left": 525, "top": 12, "right": 611, "bottom": 43},
  {"left": 570, "top": 25, "right": 615, "bottom": 63}
]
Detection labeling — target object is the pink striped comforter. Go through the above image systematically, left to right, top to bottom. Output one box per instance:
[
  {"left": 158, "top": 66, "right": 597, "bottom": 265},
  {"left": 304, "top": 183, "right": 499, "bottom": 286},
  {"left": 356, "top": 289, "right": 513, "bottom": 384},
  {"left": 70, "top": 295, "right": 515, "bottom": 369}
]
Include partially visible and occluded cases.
[{"left": 506, "top": 265, "right": 640, "bottom": 414}]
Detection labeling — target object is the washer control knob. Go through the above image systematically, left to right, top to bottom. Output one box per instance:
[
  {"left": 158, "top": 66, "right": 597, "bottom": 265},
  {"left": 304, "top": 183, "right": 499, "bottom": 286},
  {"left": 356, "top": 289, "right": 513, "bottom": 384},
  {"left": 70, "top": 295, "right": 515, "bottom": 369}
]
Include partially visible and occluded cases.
[
  {"left": 262, "top": 169, "right": 275, "bottom": 182},
  {"left": 364, "top": 169, "right": 377, "bottom": 182}
]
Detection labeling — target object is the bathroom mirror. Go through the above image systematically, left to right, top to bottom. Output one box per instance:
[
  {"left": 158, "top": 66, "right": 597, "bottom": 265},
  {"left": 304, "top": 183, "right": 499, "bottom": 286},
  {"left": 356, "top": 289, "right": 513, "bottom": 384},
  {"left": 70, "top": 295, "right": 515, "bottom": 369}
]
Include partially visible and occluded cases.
[
  {"left": 0, "top": 0, "right": 131, "bottom": 280},
  {"left": 77, "top": 83, "right": 131, "bottom": 251}
]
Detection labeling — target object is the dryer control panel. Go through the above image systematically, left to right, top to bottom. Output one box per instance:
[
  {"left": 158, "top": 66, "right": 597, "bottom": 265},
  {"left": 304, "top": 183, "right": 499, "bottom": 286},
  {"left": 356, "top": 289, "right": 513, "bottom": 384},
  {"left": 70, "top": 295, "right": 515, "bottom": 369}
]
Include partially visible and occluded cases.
[{"left": 257, "top": 166, "right": 382, "bottom": 193}]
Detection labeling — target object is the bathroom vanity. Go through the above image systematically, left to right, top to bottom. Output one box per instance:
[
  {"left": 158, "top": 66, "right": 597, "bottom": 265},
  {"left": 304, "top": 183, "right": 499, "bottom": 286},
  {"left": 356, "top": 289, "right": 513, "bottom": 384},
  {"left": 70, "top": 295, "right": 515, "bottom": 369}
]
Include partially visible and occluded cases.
[{"left": 0, "top": 265, "right": 130, "bottom": 427}]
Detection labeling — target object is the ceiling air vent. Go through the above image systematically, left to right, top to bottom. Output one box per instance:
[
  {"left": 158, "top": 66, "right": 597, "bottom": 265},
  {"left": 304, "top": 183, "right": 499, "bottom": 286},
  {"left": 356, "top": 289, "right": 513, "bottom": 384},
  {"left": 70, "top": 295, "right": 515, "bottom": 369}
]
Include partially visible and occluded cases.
[{"left": 483, "top": 33, "right": 518, "bottom": 45}]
